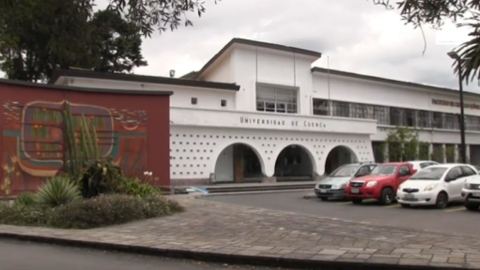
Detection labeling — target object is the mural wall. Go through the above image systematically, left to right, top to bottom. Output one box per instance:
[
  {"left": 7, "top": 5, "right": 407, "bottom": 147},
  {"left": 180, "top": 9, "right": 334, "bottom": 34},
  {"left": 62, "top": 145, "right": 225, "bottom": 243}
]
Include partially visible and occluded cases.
[{"left": 2, "top": 100, "right": 148, "bottom": 194}]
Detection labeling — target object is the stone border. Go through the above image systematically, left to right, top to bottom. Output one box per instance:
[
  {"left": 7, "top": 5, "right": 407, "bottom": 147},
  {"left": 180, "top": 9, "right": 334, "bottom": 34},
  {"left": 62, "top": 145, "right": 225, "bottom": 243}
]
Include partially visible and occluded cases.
[{"left": 0, "top": 232, "right": 464, "bottom": 270}]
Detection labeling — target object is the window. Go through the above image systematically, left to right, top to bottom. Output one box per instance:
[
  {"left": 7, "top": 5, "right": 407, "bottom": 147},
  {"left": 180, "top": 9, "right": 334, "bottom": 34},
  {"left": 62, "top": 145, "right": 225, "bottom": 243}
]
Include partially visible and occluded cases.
[
  {"left": 256, "top": 84, "right": 297, "bottom": 114},
  {"left": 191, "top": 97, "right": 198, "bottom": 105},
  {"left": 221, "top": 99, "right": 227, "bottom": 107},
  {"left": 312, "top": 99, "right": 330, "bottom": 116},
  {"left": 331, "top": 101, "right": 350, "bottom": 117},
  {"left": 351, "top": 103, "right": 367, "bottom": 119},
  {"left": 374, "top": 106, "right": 389, "bottom": 125},
  {"left": 390, "top": 107, "right": 405, "bottom": 126},
  {"left": 405, "top": 109, "right": 416, "bottom": 127},
  {"left": 418, "top": 110, "right": 431, "bottom": 128},
  {"left": 433, "top": 112, "right": 444, "bottom": 129},
  {"left": 444, "top": 113, "right": 458, "bottom": 130},
  {"left": 466, "top": 115, "right": 480, "bottom": 131},
  {"left": 356, "top": 165, "right": 371, "bottom": 177},
  {"left": 399, "top": 165, "right": 410, "bottom": 176},
  {"left": 461, "top": 166, "right": 477, "bottom": 177},
  {"left": 446, "top": 167, "right": 462, "bottom": 181}
]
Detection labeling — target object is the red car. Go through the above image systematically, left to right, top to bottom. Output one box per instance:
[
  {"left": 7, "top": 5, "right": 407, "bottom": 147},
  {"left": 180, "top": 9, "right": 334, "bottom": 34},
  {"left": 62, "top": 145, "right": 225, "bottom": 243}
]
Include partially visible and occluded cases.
[{"left": 345, "top": 162, "right": 416, "bottom": 205}]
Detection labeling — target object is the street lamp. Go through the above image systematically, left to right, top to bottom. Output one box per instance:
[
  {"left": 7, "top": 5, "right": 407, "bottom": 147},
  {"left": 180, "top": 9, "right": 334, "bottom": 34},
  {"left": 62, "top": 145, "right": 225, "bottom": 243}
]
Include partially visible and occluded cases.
[{"left": 447, "top": 51, "right": 467, "bottom": 164}]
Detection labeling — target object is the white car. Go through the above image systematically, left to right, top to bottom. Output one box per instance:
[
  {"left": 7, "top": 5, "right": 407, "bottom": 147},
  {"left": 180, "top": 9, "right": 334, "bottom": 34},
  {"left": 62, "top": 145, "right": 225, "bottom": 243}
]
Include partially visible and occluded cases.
[
  {"left": 407, "top": 161, "right": 439, "bottom": 172},
  {"left": 397, "top": 164, "right": 478, "bottom": 209},
  {"left": 462, "top": 175, "right": 480, "bottom": 211}
]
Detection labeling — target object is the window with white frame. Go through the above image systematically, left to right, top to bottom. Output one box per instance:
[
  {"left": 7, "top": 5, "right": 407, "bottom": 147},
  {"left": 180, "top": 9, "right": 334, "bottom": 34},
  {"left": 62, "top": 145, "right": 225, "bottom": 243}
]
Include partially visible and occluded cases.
[{"left": 256, "top": 84, "right": 297, "bottom": 114}]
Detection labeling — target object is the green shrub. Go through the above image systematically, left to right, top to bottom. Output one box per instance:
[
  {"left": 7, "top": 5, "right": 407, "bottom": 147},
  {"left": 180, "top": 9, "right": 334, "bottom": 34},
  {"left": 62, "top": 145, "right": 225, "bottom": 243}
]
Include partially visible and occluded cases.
[
  {"left": 79, "top": 157, "right": 124, "bottom": 198},
  {"left": 36, "top": 176, "right": 80, "bottom": 207},
  {"left": 121, "top": 178, "right": 162, "bottom": 198},
  {"left": 15, "top": 192, "right": 36, "bottom": 207},
  {"left": 49, "top": 195, "right": 175, "bottom": 229},
  {"left": 166, "top": 199, "right": 185, "bottom": 213},
  {"left": 0, "top": 203, "right": 50, "bottom": 226}
]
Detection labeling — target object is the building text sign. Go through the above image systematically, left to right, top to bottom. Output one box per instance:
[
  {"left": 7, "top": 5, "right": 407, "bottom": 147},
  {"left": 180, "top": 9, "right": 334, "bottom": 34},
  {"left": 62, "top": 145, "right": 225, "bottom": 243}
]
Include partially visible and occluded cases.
[
  {"left": 432, "top": 99, "right": 480, "bottom": 110},
  {"left": 240, "top": 116, "right": 326, "bottom": 129}
]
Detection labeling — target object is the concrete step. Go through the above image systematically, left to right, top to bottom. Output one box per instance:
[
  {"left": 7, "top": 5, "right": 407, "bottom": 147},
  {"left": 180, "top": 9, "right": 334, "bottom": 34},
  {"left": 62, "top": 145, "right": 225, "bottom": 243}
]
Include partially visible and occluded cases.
[{"left": 177, "top": 181, "right": 316, "bottom": 194}]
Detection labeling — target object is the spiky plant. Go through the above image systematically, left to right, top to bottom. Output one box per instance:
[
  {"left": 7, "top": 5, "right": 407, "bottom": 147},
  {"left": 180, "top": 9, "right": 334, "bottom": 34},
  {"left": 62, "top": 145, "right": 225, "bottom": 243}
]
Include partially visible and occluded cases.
[
  {"left": 36, "top": 176, "right": 80, "bottom": 207},
  {"left": 14, "top": 192, "right": 36, "bottom": 207}
]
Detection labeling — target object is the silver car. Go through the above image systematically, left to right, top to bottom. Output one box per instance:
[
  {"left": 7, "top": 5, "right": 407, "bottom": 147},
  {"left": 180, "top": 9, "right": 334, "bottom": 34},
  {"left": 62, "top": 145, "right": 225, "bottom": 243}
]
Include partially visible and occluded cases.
[{"left": 315, "top": 163, "right": 377, "bottom": 201}]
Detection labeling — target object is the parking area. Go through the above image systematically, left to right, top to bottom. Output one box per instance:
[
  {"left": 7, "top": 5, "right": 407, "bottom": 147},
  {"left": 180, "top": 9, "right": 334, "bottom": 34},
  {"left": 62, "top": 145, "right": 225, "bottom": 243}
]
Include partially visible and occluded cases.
[{"left": 204, "top": 191, "right": 480, "bottom": 237}]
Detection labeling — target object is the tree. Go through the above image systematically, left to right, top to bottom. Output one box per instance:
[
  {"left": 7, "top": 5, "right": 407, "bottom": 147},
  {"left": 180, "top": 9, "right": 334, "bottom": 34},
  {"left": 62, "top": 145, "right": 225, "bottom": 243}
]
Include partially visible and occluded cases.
[
  {"left": 0, "top": 0, "right": 214, "bottom": 81},
  {"left": 372, "top": 0, "right": 480, "bottom": 83},
  {"left": 87, "top": 10, "right": 147, "bottom": 73},
  {"left": 386, "top": 127, "right": 420, "bottom": 161}
]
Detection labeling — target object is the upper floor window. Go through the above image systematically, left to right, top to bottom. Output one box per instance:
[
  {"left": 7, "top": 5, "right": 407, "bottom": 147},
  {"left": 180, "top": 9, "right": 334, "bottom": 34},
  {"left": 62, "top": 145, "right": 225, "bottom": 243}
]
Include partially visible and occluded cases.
[
  {"left": 256, "top": 84, "right": 297, "bottom": 114},
  {"left": 312, "top": 99, "right": 329, "bottom": 115}
]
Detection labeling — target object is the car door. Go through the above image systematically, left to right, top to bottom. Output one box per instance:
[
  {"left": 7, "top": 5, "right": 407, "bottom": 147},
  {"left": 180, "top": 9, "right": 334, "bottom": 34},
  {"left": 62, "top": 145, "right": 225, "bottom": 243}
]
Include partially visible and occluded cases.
[
  {"left": 397, "top": 165, "right": 411, "bottom": 189},
  {"left": 444, "top": 167, "right": 464, "bottom": 201}
]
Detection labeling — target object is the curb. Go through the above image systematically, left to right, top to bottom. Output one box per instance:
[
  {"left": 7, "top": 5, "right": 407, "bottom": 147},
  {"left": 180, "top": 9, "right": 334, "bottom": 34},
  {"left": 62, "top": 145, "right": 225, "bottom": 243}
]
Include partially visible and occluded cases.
[
  {"left": 204, "top": 189, "right": 311, "bottom": 197},
  {"left": 0, "top": 232, "right": 463, "bottom": 270}
]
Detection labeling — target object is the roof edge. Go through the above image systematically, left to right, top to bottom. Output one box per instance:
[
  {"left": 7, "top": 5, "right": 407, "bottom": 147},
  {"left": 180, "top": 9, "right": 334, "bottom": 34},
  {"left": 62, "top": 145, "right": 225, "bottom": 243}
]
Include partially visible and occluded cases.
[
  {"left": 194, "top": 38, "right": 322, "bottom": 80},
  {"left": 312, "top": 67, "right": 480, "bottom": 98},
  {"left": 51, "top": 69, "right": 240, "bottom": 91},
  {"left": 0, "top": 78, "right": 173, "bottom": 96}
]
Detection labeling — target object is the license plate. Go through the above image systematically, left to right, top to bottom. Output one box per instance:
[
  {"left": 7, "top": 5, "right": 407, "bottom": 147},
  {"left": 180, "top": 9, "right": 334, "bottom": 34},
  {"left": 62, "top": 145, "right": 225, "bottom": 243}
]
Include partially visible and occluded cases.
[
  {"left": 351, "top": 188, "right": 359, "bottom": 194},
  {"left": 320, "top": 189, "right": 327, "bottom": 193},
  {"left": 473, "top": 193, "right": 480, "bottom": 198},
  {"left": 404, "top": 194, "right": 415, "bottom": 199}
]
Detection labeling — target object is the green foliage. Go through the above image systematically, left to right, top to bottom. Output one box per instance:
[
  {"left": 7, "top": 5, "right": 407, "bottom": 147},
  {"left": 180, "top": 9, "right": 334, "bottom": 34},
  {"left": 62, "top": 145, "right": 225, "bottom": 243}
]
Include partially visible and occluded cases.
[
  {"left": 0, "top": 0, "right": 214, "bottom": 81},
  {"left": 372, "top": 0, "right": 480, "bottom": 82},
  {"left": 386, "top": 127, "right": 419, "bottom": 161},
  {"left": 419, "top": 142, "right": 431, "bottom": 160},
  {"left": 446, "top": 145, "right": 456, "bottom": 163},
  {"left": 433, "top": 146, "right": 445, "bottom": 163},
  {"left": 79, "top": 157, "right": 124, "bottom": 198},
  {"left": 36, "top": 176, "right": 80, "bottom": 207},
  {"left": 121, "top": 178, "right": 162, "bottom": 198},
  {"left": 14, "top": 192, "right": 36, "bottom": 207},
  {"left": 0, "top": 195, "right": 183, "bottom": 229},
  {"left": 49, "top": 195, "right": 182, "bottom": 229}
]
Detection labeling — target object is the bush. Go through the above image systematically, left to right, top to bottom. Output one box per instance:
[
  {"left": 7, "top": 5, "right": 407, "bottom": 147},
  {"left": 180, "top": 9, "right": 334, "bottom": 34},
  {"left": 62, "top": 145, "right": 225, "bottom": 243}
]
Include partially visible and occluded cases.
[
  {"left": 79, "top": 157, "right": 124, "bottom": 198},
  {"left": 36, "top": 176, "right": 80, "bottom": 207},
  {"left": 121, "top": 178, "right": 162, "bottom": 198},
  {"left": 15, "top": 192, "right": 36, "bottom": 207},
  {"left": 49, "top": 195, "right": 181, "bottom": 229},
  {"left": 0, "top": 203, "right": 50, "bottom": 226}
]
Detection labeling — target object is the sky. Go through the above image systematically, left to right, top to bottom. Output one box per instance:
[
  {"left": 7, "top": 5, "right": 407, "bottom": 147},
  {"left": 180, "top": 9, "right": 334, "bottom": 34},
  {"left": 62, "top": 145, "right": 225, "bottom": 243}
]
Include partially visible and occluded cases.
[{"left": 2, "top": 0, "right": 478, "bottom": 92}]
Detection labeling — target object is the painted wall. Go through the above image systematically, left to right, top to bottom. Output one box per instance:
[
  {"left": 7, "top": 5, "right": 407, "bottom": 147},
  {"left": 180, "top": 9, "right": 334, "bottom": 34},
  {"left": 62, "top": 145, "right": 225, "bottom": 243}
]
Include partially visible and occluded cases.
[
  {"left": 201, "top": 53, "right": 235, "bottom": 83},
  {"left": 0, "top": 82, "right": 170, "bottom": 195}
]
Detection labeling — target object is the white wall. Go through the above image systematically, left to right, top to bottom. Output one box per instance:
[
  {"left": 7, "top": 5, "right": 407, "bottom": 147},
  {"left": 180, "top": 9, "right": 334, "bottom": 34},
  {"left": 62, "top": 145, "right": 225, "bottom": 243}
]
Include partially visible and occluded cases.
[
  {"left": 201, "top": 53, "right": 234, "bottom": 83},
  {"left": 60, "top": 77, "right": 236, "bottom": 110},
  {"left": 214, "top": 145, "right": 234, "bottom": 181}
]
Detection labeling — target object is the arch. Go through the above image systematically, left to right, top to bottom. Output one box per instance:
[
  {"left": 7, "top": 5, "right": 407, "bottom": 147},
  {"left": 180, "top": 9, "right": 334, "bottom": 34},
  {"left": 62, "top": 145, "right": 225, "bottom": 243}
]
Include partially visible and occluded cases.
[
  {"left": 213, "top": 142, "right": 265, "bottom": 183},
  {"left": 274, "top": 144, "right": 316, "bottom": 181},
  {"left": 324, "top": 145, "right": 358, "bottom": 175}
]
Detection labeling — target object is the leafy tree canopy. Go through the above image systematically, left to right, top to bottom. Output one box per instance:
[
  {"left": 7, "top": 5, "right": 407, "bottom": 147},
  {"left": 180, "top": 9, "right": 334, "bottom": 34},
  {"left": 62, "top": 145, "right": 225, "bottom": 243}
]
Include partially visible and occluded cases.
[
  {"left": 0, "top": 0, "right": 214, "bottom": 82},
  {"left": 373, "top": 0, "right": 480, "bottom": 83}
]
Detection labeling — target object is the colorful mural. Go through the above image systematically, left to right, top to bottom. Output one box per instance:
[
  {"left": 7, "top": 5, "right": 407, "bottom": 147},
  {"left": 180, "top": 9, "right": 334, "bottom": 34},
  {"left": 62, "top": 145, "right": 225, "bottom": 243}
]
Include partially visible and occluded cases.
[{"left": 2, "top": 100, "right": 148, "bottom": 193}]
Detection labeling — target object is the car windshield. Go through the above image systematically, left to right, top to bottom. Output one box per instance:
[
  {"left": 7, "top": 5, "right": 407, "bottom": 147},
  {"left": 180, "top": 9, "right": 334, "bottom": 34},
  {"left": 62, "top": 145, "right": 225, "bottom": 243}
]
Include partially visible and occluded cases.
[
  {"left": 329, "top": 165, "right": 359, "bottom": 177},
  {"left": 370, "top": 165, "right": 397, "bottom": 176},
  {"left": 409, "top": 167, "right": 448, "bottom": 180}
]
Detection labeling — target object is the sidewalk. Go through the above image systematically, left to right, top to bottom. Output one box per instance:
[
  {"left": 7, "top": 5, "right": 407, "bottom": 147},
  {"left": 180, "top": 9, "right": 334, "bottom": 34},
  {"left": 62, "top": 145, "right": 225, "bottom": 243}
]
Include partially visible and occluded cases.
[{"left": 1, "top": 196, "right": 480, "bottom": 269}]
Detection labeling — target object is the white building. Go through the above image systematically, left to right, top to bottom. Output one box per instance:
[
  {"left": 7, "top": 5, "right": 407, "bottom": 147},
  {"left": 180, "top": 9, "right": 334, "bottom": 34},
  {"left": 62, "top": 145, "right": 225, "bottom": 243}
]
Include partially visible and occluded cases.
[{"left": 51, "top": 38, "right": 480, "bottom": 186}]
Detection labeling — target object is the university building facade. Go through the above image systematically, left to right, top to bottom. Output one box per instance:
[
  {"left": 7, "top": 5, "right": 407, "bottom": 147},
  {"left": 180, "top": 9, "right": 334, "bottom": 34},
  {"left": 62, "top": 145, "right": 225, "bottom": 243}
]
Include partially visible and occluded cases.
[{"left": 51, "top": 38, "right": 480, "bottom": 186}]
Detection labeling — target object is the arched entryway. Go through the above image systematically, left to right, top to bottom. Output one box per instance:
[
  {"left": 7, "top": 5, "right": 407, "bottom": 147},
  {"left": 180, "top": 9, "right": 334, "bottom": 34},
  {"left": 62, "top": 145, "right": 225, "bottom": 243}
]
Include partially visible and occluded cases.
[
  {"left": 214, "top": 143, "right": 263, "bottom": 183},
  {"left": 274, "top": 145, "right": 315, "bottom": 181},
  {"left": 325, "top": 146, "right": 358, "bottom": 175}
]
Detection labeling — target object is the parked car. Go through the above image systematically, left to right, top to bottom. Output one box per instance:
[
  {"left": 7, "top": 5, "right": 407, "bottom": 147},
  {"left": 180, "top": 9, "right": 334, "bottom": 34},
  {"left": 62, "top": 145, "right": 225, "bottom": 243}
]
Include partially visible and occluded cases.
[
  {"left": 408, "top": 160, "right": 439, "bottom": 172},
  {"left": 345, "top": 162, "right": 415, "bottom": 205},
  {"left": 315, "top": 163, "right": 377, "bottom": 201},
  {"left": 397, "top": 164, "right": 478, "bottom": 209},
  {"left": 462, "top": 173, "right": 480, "bottom": 211}
]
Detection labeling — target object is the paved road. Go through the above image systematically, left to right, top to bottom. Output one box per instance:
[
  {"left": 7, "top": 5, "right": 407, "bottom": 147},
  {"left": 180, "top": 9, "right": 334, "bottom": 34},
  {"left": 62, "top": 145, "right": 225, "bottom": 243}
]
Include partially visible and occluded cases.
[
  {"left": 205, "top": 191, "right": 480, "bottom": 237},
  {"left": 0, "top": 239, "right": 288, "bottom": 270}
]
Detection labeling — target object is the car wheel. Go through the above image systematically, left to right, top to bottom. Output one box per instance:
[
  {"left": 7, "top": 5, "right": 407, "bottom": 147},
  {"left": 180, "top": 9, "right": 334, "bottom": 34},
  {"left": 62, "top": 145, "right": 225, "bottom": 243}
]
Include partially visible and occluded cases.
[
  {"left": 380, "top": 188, "right": 394, "bottom": 205},
  {"left": 435, "top": 192, "right": 449, "bottom": 209},
  {"left": 320, "top": 198, "right": 328, "bottom": 201},
  {"left": 351, "top": 199, "right": 363, "bottom": 204},
  {"left": 465, "top": 203, "right": 480, "bottom": 211},
  {"left": 400, "top": 204, "right": 410, "bottom": 208}
]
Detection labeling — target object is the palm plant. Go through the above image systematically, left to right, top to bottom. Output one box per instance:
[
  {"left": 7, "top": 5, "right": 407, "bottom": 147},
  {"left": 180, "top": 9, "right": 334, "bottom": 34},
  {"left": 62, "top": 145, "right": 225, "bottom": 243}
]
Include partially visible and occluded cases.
[{"left": 36, "top": 176, "right": 80, "bottom": 207}]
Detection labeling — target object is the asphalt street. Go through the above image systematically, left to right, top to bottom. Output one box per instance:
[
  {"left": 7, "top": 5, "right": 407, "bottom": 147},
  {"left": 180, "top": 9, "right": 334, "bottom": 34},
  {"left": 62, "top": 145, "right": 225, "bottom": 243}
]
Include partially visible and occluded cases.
[
  {"left": 205, "top": 191, "right": 480, "bottom": 237},
  {"left": 0, "top": 239, "right": 289, "bottom": 270}
]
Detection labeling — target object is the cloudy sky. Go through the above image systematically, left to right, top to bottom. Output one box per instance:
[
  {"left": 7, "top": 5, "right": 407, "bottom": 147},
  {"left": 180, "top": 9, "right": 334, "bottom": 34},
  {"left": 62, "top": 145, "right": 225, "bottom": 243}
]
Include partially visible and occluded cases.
[{"left": 3, "top": 0, "right": 479, "bottom": 92}]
